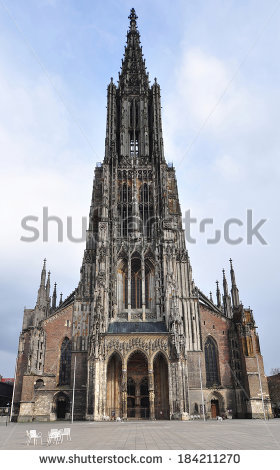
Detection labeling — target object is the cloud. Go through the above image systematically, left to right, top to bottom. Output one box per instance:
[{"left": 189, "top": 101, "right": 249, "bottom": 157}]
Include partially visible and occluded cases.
[
  {"left": 162, "top": 42, "right": 280, "bottom": 375},
  {"left": 0, "top": 54, "right": 96, "bottom": 376},
  {"left": 214, "top": 154, "right": 242, "bottom": 181}
]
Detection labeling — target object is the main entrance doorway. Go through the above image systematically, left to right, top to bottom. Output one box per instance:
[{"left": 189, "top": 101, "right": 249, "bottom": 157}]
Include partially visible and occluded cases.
[{"left": 127, "top": 351, "right": 149, "bottom": 419}]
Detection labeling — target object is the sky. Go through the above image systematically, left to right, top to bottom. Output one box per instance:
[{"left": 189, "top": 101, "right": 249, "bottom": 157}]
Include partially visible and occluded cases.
[{"left": 0, "top": 0, "right": 279, "bottom": 377}]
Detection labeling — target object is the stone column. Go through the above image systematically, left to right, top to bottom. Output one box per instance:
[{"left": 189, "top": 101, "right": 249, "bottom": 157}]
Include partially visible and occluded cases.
[
  {"left": 128, "top": 254, "right": 131, "bottom": 321},
  {"left": 141, "top": 255, "right": 146, "bottom": 320},
  {"left": 121, "top": 368, "right": 127, "bottom": 420},
  {"left": 148, "top": 368, "right": 155, "bottom": 420},
  {"left": 135, "top": 382, "right": 141, "bottom": 418}
]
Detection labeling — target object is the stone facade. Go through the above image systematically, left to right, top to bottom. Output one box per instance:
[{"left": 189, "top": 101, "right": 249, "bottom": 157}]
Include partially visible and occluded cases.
[
  {"left": 12, "top": 9, "right": 272, "bottom": 422},
  {"left": 268, "top": 374, "right": 280, "bottom": 417}
]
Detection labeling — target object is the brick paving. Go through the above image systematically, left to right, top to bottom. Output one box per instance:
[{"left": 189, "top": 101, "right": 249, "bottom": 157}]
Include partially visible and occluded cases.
[{"left": 0, "top": 419, "right": 279, "bottom": 450}]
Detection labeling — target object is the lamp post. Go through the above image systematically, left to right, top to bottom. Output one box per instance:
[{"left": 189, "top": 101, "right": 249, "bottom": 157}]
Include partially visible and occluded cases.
[
  {"left": 256, "top": 354, "right": 266, "bottom": 420},
  {"left": 71, "top": 355, "right": 77, "bottom": 424},
  {"left": 199, "top": 356, "right": 206, "bottom": 421}
]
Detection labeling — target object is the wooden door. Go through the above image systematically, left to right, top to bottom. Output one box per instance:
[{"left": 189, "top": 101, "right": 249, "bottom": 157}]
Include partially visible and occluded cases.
[{"left": 211, "top": 400, "right": 219, "bottom": 418}]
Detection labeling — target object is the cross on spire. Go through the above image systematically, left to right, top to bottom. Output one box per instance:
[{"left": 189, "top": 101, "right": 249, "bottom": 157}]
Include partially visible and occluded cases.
[{"left": 129, "top": 8, "right": 138, "bottom": 30}]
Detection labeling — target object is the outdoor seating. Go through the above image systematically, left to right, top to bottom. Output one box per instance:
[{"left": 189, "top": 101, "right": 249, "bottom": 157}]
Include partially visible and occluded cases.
[
  {"left": 47, "top": 427, "right": 71, "bottom": 445},
  {"left": 59, "top": 428, "right": 71, "bottom": 441},
  {"left": 26, "top": 429, "right": 43, "bottom": 446},
  {"left": 47, "top": 429, "right": 62, "bottom": 445}
]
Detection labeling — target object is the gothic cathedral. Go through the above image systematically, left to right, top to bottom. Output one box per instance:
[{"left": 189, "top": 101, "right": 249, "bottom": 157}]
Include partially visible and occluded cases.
[{"left": 13, "top": 9, "right": 272, "bottom": 421}]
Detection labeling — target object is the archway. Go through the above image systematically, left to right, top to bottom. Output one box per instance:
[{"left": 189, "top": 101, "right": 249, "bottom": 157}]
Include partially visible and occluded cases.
[
  {"left": 127, "top": 350, "right": 149, "bottom": 419},
  {"left": 106, "top": 353, "right": 122, "bottom": 419},
  {"left": 153, "top": 353, "right": 169, "bottom": 419},
  {"left": 208, "top": 391, "right": 225, "bottom": 419},
  {"left": 54, "top": 392, "right": 70, "bottom": 420},
  {"left": 211, "top": 399, "right": 220, "bottom": 418}
]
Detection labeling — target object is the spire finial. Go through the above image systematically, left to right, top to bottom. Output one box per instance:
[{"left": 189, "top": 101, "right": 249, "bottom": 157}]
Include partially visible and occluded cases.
[
  {"left": 128, "top": 8, "right": 138, "bottom": 31},
  {"left": 129, "top": 8, "right": 138, "bottom": 22},
  {"left": 210, "top": 291, "right": 213, "bottom": 302},
  {"left": 59, "top": 293, "right": 63, "bottom": 306}
]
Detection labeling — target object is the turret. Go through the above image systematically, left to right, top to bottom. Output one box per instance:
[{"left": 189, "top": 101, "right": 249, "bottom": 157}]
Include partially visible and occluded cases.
[
  {"left": 230, "top": 258, "right": 240, "bottom": 308},
  {"left": 36, "top": 259, "right": 47, "bottom": 309},
  {"left": 223, "top": 269, "right": 232, "bottom": 318},
  {"left": 46, "top": 271, "right": 51, "bottom": 298},
  {"left": 216, "top": 280, "right": 221, "bottom": 308},
  {"left": 52, "top": 282, "right": 57, "bottom": 309}
]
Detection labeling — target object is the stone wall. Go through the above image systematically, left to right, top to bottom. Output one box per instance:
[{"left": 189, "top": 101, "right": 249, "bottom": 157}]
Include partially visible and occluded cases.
[{"left": 268, "top": 373, "right": 280, "bottom": 417}]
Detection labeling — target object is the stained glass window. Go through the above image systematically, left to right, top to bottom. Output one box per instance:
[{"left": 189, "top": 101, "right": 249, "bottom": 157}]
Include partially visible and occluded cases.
[
  {"left": 205, "top": 336, "right": 220, "bottom": 387},
  {"left": 59, "top": 337, "right": 72, "bottom": 385}
]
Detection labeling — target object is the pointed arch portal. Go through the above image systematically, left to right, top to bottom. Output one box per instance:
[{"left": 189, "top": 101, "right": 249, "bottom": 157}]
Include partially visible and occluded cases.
[
  {"left": 127, "top": 350, "right": 149, "bottom": 419},
  {"left": 153, "top": 353, "right": 169, "bottom": 419}
]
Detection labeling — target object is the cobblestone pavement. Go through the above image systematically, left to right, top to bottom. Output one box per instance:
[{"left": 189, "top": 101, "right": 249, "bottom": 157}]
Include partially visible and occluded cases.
[{"left": 0, "top": 419, "right": 279, "bottom": 450}]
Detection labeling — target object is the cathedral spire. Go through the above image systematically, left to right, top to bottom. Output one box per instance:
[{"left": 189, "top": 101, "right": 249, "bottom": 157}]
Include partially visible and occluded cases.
[
  {"left": 119, "top": 8, "right": 149, "bottom": 93},
  {"left": 40, "top": 258, "right": 47, "bottom": 287},
  {"left": 230, "top": 258, "right": 240, "bottom": 308},
  {"left": 36, "top": 259, "right": 47, "bottom": 308},
  {"left": 222, "top": 269, "right": 228, "bottom": 296},
  {"left": 223, "top": 269, "right": 232, "bottom": 318},
  {"left": 46, "top": 271, "right": 51, "bottom": 298},
  {"left": 216, "top": 281, "right": 221, "bottom": 308},
  {"left": 52, "top": 282, "right": 57, "bottom": 309},
  {"left": 59, "top": 292, "right": 63, "bottom": 307}
]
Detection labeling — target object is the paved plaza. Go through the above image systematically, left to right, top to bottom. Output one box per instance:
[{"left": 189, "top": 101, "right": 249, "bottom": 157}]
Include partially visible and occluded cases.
[{"left": 0, "top": 419, "right": 279, "bottom": 450}]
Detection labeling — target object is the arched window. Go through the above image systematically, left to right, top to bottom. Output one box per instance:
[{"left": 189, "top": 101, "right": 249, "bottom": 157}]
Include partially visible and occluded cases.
[
  {"left": 122, "top": 183, "right": 131, "bottom": 203},
  {"left": 140, "top": 183, "right": 149, "bottom": 203},
  {"left": 131, "top": 257, "right": 142, "bottom": 309},
  {"left": 117, "top": 258, "right": 128, "bottom": 312},
  {"left": 145, "top": 259, "right": 155, "bottom": 309},
  {"left": 205, "top": 337, "right": 220, "bottom": 387},
  {"left": 59, "top": 338, "right": 72, "bottom": 385},
  {"left": 127, "top": 377, "right": 136, "bottom": 396},
  {"left": 34, "top": 379, "right": 44, "bottom": 389}
]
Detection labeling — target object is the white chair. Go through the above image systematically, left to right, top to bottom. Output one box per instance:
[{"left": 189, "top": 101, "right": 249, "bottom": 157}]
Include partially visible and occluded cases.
[
  {"left": 60, "top": 428, "right": 71, "bottom": 441},
  {"left": 26, "top": 429, "right": 42, "bottom": 446},
  {"left": 47, "top": 430, "right": 62, "bottom": 445}
]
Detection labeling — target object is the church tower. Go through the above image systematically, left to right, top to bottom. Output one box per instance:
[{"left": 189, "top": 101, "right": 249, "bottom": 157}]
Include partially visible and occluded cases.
[
  {"left": 74, "top": 8, "right": 201, "bottom": 420},
  {"left": 13, "top": 9, "right": 272, "bottom": 422}
]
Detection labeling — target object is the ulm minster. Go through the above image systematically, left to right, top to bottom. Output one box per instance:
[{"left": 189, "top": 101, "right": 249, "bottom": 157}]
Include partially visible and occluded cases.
[{"left": 13, "top": 9, "right": 271, "bottom": 422}]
